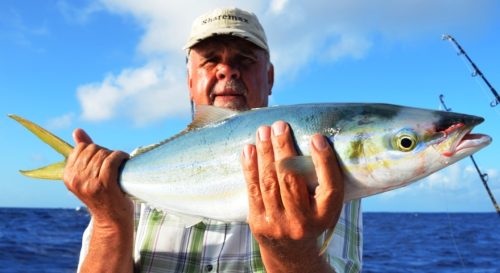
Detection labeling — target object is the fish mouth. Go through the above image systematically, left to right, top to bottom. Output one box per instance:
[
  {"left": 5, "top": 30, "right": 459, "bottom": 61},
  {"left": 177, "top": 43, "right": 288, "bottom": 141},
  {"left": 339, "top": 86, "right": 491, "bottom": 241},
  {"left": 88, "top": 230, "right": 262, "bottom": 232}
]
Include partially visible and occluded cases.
[
  {"left": 437, "top": 120, "right": 491, "bottom": 157},
  {"left": 454, "top": 132, "right": 491, "bottom": 153}
]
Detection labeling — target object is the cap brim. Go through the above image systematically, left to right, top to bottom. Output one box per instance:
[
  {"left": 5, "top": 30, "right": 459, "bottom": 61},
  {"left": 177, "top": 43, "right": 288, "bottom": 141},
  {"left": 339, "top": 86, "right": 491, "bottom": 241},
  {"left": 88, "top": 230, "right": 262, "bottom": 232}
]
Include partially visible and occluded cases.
[{"left": 183, "top": 28, "right": 269, "bottom": 52}]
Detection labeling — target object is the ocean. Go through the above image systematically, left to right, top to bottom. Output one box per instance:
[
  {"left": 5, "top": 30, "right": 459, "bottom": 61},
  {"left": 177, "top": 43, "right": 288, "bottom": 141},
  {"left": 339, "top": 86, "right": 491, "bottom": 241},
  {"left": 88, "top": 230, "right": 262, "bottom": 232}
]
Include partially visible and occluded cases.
[
  {"left": 0, "top": 208, "right": 499, "bottom": 272},
  {"left": 363, "top": 213, "right": 500, "bottom": 273}
]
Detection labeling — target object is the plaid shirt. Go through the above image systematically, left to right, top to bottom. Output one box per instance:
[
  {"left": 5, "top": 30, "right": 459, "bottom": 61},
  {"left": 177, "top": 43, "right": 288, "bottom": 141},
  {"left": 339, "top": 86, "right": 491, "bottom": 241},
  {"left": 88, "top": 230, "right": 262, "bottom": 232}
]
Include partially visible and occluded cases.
[{"left": 78, "top": 200, "right": 362, "bottom": 273}]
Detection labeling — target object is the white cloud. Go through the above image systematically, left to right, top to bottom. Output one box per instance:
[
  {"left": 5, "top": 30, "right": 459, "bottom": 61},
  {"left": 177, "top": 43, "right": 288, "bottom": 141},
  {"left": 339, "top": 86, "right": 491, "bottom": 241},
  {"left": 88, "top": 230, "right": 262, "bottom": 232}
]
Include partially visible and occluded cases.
[
  {"left": 56, "top": 0, "right": 104, "bottom": 24},
  {"left": 71, "top": 0, "right": 497, "bottom": 125},
  {"left": 261, "top": 0, "right": 496, "bottom": 77},
  {"left": 270, "top": 0, "right": 288, "bottom": 14},
  {"left": 99, "top": 1, "right": 265, "bottom": 56},
  {"left": 0, "top": 8, "right": 49, "bottom": 48},
  {"left": 326, "top": 34, "right": 372, "bottom": 62},
  {"left": 78, "top": 62, "right": 188, "bottom": 126},
  {"left": 46, "top": 113, "right": 75, "bottom": 130},
  {"left": 378, "top": 161, "right": 500, "bottom": 200},
  {"left": 420, "top": 163, "right": 469, "bottom": 191},
  {"left": 487, "top": 168, "right": 498, "bottom": 179},
  {"left": 377, "top": 186, "right": 410, "bottom": 199}
]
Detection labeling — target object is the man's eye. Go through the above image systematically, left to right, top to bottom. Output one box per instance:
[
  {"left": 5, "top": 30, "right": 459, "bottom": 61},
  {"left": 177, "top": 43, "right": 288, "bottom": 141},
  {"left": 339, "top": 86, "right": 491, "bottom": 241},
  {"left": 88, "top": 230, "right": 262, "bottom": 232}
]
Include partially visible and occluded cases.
[
  {"left": 240, "top": 56, "right": 256, "bottom": 66},
  {"left": 203, "top": 57, "right": 218, "bottom": 65}
]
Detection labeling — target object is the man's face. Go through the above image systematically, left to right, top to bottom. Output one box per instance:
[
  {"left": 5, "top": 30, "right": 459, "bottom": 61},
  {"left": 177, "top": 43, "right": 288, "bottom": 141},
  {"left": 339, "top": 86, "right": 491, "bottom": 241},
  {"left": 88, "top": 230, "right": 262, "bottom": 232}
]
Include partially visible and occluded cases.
[{"left": 187, "top": 36, "right": 274, "bottom": 111}]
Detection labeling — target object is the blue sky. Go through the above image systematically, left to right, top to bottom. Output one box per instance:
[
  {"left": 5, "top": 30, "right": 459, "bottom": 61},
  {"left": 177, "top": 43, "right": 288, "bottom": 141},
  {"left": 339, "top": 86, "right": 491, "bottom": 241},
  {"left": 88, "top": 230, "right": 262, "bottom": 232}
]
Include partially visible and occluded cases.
[{"left": 1, "top": 0, "right": 499, "bottom": 212}]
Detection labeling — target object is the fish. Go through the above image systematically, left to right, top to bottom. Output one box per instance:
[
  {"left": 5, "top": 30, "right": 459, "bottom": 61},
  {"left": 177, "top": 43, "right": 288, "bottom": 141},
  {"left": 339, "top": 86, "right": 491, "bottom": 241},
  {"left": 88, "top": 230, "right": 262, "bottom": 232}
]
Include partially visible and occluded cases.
[{"left": 9, "top": 103, "right": 492, "bottom": 223}]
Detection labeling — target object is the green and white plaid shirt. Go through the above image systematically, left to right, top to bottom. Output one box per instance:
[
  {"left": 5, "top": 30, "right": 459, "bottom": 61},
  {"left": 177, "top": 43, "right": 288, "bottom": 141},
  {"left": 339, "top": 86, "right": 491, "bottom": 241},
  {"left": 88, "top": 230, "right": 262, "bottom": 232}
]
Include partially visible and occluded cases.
[{"left": 78, "top": 200, "right": 362, "bottom": 273}]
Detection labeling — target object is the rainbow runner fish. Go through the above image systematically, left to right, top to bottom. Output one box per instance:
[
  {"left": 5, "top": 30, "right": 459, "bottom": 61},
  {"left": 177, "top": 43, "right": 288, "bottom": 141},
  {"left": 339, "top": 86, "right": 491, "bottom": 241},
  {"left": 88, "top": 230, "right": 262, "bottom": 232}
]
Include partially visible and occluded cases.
[{"left": 10, "top": 103, "right": 491, "bottom": 222}]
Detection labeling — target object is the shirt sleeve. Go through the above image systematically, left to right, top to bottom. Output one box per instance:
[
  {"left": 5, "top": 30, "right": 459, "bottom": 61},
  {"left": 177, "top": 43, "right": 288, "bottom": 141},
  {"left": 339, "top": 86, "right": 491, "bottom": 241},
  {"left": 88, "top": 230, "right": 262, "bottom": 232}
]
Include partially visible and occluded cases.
[
  {"left": 326, "top": 199, "right": 363, "bottom": 273},
  {"left": 76, "top": 202, "right": 142, "bottom": 272},
  {"left": 76, "top": 218, "right": 93, "bottom": 273}
]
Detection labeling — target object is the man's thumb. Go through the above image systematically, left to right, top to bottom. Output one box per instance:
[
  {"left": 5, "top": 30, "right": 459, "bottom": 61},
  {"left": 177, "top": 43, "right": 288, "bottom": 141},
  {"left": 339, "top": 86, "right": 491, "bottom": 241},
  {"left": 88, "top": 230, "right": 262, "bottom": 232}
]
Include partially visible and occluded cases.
[{"left": 73, "top": 128, "right": 93, "bottom": 144}]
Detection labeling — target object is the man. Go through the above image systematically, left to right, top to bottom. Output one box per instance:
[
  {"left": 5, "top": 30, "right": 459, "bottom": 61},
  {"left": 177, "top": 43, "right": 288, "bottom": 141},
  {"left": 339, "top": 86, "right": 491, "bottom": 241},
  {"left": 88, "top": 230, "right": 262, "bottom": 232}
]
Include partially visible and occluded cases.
[{"left": 67, "top": 7, "right": 362, "bottom": 273}]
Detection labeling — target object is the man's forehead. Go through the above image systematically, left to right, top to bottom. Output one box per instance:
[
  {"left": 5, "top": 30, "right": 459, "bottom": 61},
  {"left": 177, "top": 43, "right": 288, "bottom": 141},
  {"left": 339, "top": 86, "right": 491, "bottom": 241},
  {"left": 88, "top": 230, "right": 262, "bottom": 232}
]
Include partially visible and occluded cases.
[{"left": 191, "top": 36, "right": 263, "bottom": 55}]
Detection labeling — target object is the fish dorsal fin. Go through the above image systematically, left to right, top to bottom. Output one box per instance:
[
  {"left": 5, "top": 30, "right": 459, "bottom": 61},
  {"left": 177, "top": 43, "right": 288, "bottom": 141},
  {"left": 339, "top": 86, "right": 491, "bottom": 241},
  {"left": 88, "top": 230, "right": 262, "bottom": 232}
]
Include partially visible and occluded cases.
[
  {"left": 188, "top": 105, "right": 239, "bottom": 130},
  {"left": 130, "top": 106, "right": 240, "bottom": 158},
  {"left": 129, "top": 131, "right": 191, "bottom": 157},
  {"left": 130, "top": 143, "right": 161, "bottom": 157}
]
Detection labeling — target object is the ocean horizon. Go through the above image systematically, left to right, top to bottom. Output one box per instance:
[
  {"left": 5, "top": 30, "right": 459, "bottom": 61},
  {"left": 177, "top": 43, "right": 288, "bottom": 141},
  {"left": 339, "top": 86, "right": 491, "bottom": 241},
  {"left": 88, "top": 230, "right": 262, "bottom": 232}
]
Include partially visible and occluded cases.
[{"left": 1, "top": 208, "right": 499, "bottom": 272}]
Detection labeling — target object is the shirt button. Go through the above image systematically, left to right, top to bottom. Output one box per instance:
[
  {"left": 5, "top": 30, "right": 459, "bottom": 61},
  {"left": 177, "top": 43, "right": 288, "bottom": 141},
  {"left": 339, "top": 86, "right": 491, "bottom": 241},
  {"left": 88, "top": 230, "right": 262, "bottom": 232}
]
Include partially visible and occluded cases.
[{"left": 206, "top": 264, "right": 213, "bottom": 272}]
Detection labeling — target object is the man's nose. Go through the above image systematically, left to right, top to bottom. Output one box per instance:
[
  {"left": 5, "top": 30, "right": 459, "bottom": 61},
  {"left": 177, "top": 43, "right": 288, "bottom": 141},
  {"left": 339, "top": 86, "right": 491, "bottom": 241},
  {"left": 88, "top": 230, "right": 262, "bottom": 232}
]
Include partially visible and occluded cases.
[{"left": 216, "top": 63, "right": 240, "bottom": 80}]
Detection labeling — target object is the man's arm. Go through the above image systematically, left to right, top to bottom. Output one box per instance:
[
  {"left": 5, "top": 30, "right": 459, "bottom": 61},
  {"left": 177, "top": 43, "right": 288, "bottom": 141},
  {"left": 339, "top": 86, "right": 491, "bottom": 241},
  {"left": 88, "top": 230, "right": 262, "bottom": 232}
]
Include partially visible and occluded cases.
[
  {"left": 241, "top": 121, "right": 344, "bottom": 273},
  {"left": 64, "top": 129, "right": 134, "bottom": 273}
]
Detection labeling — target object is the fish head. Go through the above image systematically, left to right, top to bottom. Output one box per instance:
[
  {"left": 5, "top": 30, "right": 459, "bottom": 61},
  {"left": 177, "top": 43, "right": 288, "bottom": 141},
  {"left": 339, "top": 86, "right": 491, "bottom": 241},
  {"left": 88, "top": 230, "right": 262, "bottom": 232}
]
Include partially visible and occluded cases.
[{"left": 333, "top": 104, "right": 492, "bottom": 199}]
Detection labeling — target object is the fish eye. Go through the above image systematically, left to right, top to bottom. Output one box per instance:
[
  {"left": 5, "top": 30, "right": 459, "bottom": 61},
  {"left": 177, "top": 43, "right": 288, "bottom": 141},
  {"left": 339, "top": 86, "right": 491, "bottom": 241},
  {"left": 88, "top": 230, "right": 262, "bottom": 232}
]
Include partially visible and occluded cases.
[{"left": 393, "top": 131, "right": 418, "bottom": 152}]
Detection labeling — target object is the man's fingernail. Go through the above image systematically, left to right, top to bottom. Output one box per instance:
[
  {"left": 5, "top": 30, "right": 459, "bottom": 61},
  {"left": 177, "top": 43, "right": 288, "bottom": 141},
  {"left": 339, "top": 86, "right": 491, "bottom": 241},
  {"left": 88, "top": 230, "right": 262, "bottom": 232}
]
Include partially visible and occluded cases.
[
  {"left": 271, "top": 121, "right": 286, "bottom": 136},
  {"left": 258, "top": 126, "right": 270, "bottom": 141},
  {"left": 312, "top": 135, "right": 328, "bottom": 151},
  {"left": 243, "top": 145, "right": 253, "bottom": 160}
]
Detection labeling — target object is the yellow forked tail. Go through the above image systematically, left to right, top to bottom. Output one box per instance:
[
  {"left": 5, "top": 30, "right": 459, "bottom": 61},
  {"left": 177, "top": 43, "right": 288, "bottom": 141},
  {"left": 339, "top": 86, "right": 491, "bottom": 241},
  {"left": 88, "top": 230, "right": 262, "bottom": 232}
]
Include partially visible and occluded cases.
[{"left": 9, "top": 114, "right": 73, "bottom": 180}]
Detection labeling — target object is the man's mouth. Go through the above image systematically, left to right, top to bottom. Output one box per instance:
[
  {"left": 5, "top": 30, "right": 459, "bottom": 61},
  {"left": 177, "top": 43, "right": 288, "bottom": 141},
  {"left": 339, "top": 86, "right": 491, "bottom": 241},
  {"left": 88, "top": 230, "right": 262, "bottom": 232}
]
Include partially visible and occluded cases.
[
  {"left": 210, "top": 80, "right": 249, "bottom": 110},
  {"left": 211, "top": 90, "right": 244, "bottom": 99},
  {"left": 211, "top": 91, "right": 248, "bottom": 110},
  {"left": 213, "top": 94, "right": 245, "bottom": 102}
]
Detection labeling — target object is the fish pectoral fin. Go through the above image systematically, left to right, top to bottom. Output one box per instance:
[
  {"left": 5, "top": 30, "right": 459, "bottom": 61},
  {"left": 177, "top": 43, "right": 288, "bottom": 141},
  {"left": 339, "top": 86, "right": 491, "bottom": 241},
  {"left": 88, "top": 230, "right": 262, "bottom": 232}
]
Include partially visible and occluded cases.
[
  {"left": 9, "top": 114, "right": 73, "bottom": 181},
  {"left": 276, "top": 156, "right": 319, "bottom": 193},
  {"left": 20, "top": 161, "right": 66, "bottom": 180},
  {"left": 164, "top": 212, "right": 205, "bottom": 228}
]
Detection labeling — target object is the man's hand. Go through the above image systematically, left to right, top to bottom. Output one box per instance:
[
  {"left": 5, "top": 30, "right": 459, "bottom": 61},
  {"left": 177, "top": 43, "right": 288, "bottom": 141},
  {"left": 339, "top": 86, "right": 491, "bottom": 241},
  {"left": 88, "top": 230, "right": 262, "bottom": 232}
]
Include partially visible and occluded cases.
[
  {"left": 241, "top": 121, "right": 344, "bottom": 273},
  {"left": 64, "top": 128, "right": 134, "bottom": 273},
  {"left": 64, "top": 128, "right": 133, "bottom": 228}
]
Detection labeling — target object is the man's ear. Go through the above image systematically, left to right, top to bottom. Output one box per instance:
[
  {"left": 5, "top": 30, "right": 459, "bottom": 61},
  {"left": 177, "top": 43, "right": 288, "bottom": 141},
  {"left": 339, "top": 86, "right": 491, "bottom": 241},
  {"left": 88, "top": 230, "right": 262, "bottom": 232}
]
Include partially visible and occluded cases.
[
  {"left": 187, "top": 63, "right": 194, "bottom": 100},
  {"left": 267, "top": 63, "right": 274, "bottom": 95},
  {"left": 188, "top": 75, "right": 193, "bottom": 96}
]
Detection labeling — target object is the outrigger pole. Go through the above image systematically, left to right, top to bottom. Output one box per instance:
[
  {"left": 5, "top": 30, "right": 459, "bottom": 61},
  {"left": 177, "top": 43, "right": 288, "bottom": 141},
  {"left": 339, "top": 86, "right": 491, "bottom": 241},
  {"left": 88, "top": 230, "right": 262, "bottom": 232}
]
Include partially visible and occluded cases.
[
  {"left": 442, "top": 34, "right": 500, "bottom": 107},
  {"left": 439, "top": 94, "right": 500, "bottom": 216}
]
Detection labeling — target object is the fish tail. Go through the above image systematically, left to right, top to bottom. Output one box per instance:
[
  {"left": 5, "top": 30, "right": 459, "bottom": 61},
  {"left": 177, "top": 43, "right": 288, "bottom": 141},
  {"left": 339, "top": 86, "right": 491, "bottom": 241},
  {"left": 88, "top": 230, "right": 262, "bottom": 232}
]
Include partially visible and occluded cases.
[{"left": 9, "top": 114, "right": 72, "bottom": 180}]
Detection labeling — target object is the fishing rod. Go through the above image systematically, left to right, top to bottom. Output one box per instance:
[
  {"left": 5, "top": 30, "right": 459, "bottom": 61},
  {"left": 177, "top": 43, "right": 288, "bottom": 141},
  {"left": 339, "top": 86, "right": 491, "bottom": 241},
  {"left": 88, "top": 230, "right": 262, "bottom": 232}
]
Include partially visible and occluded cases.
[
  {"left": 442, "top": 34, "right": 500, "bottom": 107},
  {"left": 439, "top": 94, "right": 500, "bottom": 216},
  {"left": 469, "top": 156, "right": 500, "bottom": 215}
]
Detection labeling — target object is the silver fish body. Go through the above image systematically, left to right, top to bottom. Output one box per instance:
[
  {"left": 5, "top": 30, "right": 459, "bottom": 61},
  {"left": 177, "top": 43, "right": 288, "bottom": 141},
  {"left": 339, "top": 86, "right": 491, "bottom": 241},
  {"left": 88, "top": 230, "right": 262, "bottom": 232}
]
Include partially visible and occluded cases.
[{"left": 119, "top": 103, "right": 491, "bottom": 222}]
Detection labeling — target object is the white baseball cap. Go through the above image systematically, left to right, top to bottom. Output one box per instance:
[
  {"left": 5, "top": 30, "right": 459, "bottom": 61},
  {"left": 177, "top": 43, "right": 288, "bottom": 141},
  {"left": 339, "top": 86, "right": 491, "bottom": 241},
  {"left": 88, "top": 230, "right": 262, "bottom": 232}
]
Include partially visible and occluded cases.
[{"left": 183, "top": 7, "right": 269, "bottom": 52}]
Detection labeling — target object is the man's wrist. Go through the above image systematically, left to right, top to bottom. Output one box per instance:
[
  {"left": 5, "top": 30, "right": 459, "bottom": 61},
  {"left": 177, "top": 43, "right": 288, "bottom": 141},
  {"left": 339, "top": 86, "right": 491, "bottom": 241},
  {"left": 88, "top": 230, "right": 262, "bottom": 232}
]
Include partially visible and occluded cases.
[
  {"left": 89, "top": 198, "right": 134, "bottom": 229},
  {"left": 92, "top": 214, "right": 134, "bottom": 236},
  {"left": 259, "top": 243, "right": 334, "bottom": 273}
]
